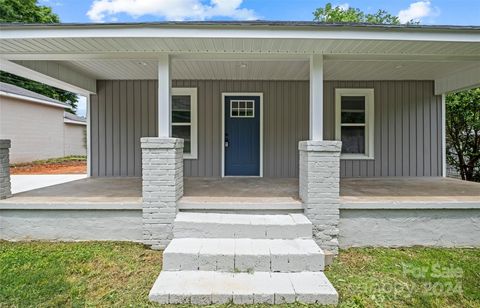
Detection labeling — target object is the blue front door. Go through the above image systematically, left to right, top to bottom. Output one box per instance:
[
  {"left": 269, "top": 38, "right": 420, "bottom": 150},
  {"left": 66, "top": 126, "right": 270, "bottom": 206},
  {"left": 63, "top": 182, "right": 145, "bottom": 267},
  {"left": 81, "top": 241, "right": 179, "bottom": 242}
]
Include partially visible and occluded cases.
[{"left": 224, "top": 95, "right": 260, "bottom": 176}]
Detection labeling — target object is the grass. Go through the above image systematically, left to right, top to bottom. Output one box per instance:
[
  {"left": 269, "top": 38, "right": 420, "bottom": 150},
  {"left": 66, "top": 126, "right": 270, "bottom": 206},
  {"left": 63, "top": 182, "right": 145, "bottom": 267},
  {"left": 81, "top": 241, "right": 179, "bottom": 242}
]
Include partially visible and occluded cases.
[
  {"left": 10, "top": 155, "right": 87, "bottom": 167},
  {"left": 1, "top": 242, "right": 479, "bottom": 307},
  {"left": 326, "top": 247, "right": 480, "bottom": 307}
]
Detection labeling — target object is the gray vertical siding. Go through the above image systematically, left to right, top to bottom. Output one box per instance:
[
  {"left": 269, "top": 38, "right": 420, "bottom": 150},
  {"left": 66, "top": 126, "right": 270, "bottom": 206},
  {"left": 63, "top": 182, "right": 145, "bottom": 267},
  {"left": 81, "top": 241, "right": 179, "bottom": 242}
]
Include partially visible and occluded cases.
[
  {"left": 90, "top": 80, "right": 442, "bottom": 178},
  {"left": 90, "top": 80, "right": 158, "bottom": 177},
  {"left": 170, "top": 80, "right": 309, "bottom": 178},
  {"left": 323, "top": 80, "right": 443, "bottom": 177}
]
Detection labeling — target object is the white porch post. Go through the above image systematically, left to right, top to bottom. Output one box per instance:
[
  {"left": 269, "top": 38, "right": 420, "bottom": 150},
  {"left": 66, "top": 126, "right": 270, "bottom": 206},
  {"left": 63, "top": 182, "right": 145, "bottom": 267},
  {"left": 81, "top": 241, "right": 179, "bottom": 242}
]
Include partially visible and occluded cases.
[
  {"left": 141, "top": 54, "right": 184, "bottom": 250},
  {"left": 158, "top": 54, "right": 172, "bottom": 137},
  {"left": 299, "top": 54, "right": 341, "bottom": 254},
  {"left": 309, "top": 54, "right": 324, "bottom": 140},
  {"left": 442, "top": 94, "right": 447, "bottom": 177}
]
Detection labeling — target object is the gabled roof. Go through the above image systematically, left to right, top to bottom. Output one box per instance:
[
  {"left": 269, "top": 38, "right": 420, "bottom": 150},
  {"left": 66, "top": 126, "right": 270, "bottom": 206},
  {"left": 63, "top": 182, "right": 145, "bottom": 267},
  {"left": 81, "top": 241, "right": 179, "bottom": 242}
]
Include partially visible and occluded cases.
[
  {"left": 0, "top": 82, "right": 69, "bottom": 109},
  {"left": 64, "top": 111, "right": 86, "bottom": 125}
]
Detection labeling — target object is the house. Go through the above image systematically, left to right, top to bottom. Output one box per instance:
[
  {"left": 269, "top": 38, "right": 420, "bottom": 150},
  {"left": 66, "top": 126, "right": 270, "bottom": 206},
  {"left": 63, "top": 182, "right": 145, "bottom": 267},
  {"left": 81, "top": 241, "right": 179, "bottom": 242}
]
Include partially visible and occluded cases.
[
  {"left": 0, "top": 22, "right": 479, "bottom": 305},
  {"left": 0, "top": 82, "right": 86, "bottom": 163},
  {"left": 63, "top": 111, "right": 87, "bottom": 157}
]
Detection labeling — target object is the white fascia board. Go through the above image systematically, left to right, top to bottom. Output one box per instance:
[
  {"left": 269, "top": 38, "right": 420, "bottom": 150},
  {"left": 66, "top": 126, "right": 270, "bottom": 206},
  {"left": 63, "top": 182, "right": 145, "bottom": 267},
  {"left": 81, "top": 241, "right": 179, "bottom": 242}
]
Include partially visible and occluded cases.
[
  {"left": 1, "top": 26, "right": 479, "bottom": 42},
  {"left": 1, "top": 52, "right": 313, "bottom": 61},
  {"left": 3, "top": 52, "right": 480, "bottom": 62},
  {"left": 0, "top": 59, "right": 96, "bottom": 95},
  {"left": 435, "top": 65, "right": 480, "bottom": 94},
  {"left": 0, "top": 91, "right": 68, "bottom": 109},
  {"left": 64, "top": 119, "right": 87, "bottom": 125}
]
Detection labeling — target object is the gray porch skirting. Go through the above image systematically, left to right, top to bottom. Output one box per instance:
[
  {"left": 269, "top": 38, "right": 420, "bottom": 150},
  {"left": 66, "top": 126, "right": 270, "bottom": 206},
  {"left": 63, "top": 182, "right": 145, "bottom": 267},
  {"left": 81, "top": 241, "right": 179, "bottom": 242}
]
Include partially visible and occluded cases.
[{"left": 1, "top": 204, "right": 479, "bottom": 247}]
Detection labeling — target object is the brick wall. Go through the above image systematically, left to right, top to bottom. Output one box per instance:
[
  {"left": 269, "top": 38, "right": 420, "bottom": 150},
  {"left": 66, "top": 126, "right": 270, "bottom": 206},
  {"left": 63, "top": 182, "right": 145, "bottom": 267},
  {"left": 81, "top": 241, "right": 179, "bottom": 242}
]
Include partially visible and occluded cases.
[{"left": 0, "top": 139, "right": 11, "bottom": 199}]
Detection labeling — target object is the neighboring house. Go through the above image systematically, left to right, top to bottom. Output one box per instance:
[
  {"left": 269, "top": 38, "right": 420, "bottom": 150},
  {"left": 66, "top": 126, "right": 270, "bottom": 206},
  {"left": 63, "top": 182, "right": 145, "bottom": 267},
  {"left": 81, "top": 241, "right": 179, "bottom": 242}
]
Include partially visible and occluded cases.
[
  {"left": 0, "top": 22, "right": 479, "bottom": 305},
  {"left": 0, "top": 82, "right": 86, "bottom": 163},
  {"left": 63, "top": 111, "right": 87, "bottom": 156}
]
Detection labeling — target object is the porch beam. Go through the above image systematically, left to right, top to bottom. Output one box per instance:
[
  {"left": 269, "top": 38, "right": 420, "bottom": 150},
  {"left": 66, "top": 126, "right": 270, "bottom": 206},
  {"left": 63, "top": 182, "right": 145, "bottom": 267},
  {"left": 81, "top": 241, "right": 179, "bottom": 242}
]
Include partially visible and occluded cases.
[
  {"left": 3, "top": 52, "right": 479, "bottom": 62},
  {"left": 158, "top": 54, "right": 171, "bottom": 137},
  {"left": 309, "top": 54, "right": 324, "bottom": 140},
  {"left": 324, "top": 54, "right": 480, "bottom": 63},
  {"left": 0, "top": 59, "right": 96, "bottom": 95},
  {"left": 434, "top": 65, "right": 480, "bottom": 94}
]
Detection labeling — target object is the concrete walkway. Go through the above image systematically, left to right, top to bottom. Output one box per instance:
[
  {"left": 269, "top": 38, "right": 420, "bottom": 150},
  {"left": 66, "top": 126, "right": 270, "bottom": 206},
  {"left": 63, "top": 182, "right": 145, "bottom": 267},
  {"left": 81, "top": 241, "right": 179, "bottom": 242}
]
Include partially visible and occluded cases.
[{"left": 10, "top": 174, "right": 88, "bottom": 194}]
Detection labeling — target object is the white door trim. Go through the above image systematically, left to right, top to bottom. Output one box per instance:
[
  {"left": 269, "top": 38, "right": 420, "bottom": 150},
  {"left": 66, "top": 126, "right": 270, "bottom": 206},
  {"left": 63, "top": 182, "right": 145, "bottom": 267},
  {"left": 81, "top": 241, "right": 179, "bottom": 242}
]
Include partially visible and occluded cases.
[{"left": 221, "top": 92, "right": 264, "bottom": 178}]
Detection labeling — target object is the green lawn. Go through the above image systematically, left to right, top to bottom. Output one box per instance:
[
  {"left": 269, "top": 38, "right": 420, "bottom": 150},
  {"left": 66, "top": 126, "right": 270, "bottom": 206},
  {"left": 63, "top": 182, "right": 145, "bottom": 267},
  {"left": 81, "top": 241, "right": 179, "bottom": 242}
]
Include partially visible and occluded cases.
[
  {"left": 10, "top": 155, "right": 87, "bottom": 167},
  {"left": 1, "top": 242, "right": 479, "bottom": 307}
]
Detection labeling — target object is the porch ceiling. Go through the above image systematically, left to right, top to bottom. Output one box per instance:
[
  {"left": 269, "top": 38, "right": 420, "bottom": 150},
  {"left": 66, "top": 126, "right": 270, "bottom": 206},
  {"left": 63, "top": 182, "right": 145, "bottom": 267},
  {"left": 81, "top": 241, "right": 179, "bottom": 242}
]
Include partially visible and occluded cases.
[
  {"left": 1, "top": 23, "right": 479, "bottom": 91},
  {"left": 51, "top": 58, "right": 479, "bottom": 81}
]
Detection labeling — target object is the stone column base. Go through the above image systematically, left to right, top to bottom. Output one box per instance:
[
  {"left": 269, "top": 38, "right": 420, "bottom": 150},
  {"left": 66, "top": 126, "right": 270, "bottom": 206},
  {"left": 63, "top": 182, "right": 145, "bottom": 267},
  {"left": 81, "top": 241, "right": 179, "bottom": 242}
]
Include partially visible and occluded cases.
[
  {"left": 141, "top": 137, "right": 184, "bottom": 250},
  {"left": 0, "top": 140, "right": 12, "bottom": 199},
  {"left": 299, "top": 140, "right": 342, "bottom": 254}
]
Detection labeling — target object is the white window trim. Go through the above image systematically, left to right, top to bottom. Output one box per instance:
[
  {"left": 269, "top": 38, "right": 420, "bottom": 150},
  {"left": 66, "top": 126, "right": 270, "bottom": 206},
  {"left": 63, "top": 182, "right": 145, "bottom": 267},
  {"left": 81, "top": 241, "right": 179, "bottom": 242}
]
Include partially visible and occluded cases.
[
  {"left": 171, "top": 87, "right": 198, "bottom": 160},
  {"left": 335, "top": 88, "right": 375, "bottom": 160}
]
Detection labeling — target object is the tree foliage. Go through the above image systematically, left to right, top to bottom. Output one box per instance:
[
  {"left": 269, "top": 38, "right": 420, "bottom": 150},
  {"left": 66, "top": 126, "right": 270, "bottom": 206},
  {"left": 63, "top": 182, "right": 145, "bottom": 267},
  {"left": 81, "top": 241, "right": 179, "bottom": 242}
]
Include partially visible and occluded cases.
[
  {"left": 0, "top": 0, "right": 78, "bottom": 112},
  {"left": 0, "top": 0, "right": 59, "bottom": 23},
  {"left": 313, "top": 3, "right": 402, "bottom": 24},
  {"left": 0, "top": 72, "right": 78, "bottom": 113},
  {"left": 446, "top": 88, "right": 480, "bottom": 182}
]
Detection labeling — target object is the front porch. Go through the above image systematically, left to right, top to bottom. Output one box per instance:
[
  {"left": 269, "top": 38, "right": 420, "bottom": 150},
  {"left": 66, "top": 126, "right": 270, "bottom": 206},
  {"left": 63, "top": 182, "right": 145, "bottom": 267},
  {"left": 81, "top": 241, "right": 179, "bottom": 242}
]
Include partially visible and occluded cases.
[
  {"left": 2, "top": 176, "right": 478, "bottom": 205},
  {"left": 2, "top": 176, "right": 478, "bottom": 247}
]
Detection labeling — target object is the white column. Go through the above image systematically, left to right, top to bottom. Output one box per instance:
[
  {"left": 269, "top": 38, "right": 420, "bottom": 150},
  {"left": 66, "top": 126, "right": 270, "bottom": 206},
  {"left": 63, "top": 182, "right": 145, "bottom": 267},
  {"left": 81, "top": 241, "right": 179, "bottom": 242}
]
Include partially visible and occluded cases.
[
  {"left": 158, "top": 54, "right": 171, "bottom": 137},
  {"left": 309, "top": 54, "right": 324, "bottom": 141},
  {"left": 442, "top": 93, "right": 447, "bottom": 177},
  {"left": 86, "top": 95, "right": 91, "bottom": 177}
]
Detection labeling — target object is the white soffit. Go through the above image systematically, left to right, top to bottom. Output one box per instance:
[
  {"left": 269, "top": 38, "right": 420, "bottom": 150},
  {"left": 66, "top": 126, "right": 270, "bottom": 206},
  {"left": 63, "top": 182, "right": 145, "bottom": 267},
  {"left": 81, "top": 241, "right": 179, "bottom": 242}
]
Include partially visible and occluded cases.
[
  {"left": 55, "top": 59, "right": 479, "bottom": 81},
  {"left": 324, "top": 60, "right": 479, "bottom": 81}
]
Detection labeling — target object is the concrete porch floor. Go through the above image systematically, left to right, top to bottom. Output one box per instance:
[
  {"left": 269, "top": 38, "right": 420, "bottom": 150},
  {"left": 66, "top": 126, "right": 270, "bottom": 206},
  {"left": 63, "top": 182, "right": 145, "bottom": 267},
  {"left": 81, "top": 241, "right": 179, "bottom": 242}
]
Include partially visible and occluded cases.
[
  {"left": 0, "top": 176, "right": 478, "bottom": 204},
  {"left": 1, "top": 177, "right": 142, "bottom": 203},
  {"left": 184, "top": 177, "right": 299, "bottom": 198},
  {"left": 341, "top": 177, "right": 480, "bottom": 203}
]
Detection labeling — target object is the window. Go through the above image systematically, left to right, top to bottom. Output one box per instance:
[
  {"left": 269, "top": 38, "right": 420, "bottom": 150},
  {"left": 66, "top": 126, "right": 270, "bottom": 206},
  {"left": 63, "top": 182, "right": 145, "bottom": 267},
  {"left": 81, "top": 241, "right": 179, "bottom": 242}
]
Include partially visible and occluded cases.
[
  {"left": 171, "top": 88, "right": 197, "bottom": 159},
  {"left": 335, "top": 89, "right": 374, "bottom": 159},
  {"left": 230, "top": 100, "right": 255, "bottom": 118}
]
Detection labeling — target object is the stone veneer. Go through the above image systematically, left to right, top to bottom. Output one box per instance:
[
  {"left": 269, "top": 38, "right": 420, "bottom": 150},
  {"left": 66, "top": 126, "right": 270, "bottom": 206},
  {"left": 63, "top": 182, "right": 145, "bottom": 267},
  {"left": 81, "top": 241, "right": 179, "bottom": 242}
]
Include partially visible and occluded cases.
[
  {"left": 141, "top": 137, "right": 184, "bottom": 250},
  {"left": 0, "top": 140, "right": 12, "bottom": 199},
  {"left": 299, "top": 140, "right": 342, "bottom": 254}
]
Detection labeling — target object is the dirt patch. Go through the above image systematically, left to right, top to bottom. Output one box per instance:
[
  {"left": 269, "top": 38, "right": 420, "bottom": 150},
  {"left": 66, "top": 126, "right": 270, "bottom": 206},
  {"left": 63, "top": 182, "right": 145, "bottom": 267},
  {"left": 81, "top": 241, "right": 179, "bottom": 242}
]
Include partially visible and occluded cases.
[{"left": 10, "top": 161, "right": 87, "bottom": 175}]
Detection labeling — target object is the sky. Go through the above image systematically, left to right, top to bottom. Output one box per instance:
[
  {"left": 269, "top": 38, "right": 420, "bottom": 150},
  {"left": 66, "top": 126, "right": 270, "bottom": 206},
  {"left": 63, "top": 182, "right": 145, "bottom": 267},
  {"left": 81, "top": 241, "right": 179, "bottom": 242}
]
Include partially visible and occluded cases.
[
  {"left": 41, "top": 0, "right": 478, "bottom": 116},
  {"left": 41, "top": 0, "right": 480, "bottom": 25}
]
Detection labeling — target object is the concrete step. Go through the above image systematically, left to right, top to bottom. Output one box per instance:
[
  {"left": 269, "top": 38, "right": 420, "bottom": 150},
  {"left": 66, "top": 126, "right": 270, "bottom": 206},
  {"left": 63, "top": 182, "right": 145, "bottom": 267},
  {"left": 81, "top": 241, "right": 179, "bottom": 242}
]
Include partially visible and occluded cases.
[
  {"left": 178, "top": 196, "right": 303, "bottom": 211},
  {"left": 173, "top": 212, "right": 312, "bottom": 239},
  {"left": 163, "top": 238, "right": 325, "bottom": 272},
  {"left": 149, "top": 271, "right": 338, "bottom": 305}
]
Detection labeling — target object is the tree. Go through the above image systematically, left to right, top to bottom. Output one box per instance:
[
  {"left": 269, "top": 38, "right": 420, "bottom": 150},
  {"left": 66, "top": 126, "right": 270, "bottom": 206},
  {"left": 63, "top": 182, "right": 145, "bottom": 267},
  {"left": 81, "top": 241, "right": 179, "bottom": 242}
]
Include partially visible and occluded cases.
[
  {"left": 0, "top": 0, "right": 78, "bottom": 113},
  {"left": 0, "top": 0, "right": 59, "bottom": 23},
  {"left": 313, "top": 3, "right": 402, "bottom": 24},
  {"left": 0, "top": 72, "right": 78, "bottom": 113},
  {"left": 446, "top": 89, "right": 480, "bottom": 182}
]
